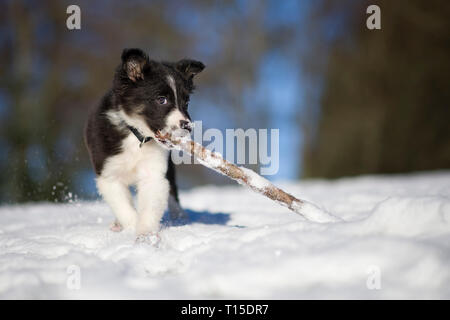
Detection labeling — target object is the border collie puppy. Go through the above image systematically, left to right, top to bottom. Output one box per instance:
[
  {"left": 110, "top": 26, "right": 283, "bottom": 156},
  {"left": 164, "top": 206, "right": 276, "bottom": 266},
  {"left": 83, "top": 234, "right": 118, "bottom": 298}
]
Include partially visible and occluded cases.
[{"left": 84, "top": 48, "right": 204, "bottom": 238}]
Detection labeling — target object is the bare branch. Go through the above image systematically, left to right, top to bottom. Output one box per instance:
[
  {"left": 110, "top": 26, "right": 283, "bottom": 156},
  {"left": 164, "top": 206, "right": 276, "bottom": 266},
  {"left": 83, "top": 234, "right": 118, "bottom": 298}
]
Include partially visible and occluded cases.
[{"left": 155, "top": 131, "right": 340, "bottom": 223}]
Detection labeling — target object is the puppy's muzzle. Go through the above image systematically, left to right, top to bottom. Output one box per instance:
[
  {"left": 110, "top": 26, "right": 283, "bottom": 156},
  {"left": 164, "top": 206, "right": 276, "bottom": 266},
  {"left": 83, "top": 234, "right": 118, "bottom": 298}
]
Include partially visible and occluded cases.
[{"left": 180, "top": 120, "right": 193, "bottom": 133}]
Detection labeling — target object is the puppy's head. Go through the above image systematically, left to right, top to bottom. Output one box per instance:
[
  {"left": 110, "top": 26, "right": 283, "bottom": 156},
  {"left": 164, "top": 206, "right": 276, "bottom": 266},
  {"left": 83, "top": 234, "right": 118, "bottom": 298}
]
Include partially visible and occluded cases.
[{"left": 113, "top": 48, "right": 204, "bottom": 137}]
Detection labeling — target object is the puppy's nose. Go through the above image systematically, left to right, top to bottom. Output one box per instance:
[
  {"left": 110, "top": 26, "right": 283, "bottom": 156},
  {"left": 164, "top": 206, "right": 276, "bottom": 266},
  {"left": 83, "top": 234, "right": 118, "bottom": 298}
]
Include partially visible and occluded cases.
[{"left": 180, "top": 120, "right": 192, "bottom": 132}]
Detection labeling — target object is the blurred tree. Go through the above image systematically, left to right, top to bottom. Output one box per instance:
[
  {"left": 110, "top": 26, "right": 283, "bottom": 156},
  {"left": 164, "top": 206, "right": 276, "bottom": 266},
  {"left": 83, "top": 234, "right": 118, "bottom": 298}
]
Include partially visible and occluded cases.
[{"left": 301, "top": 0, "right": 450, "bottom": 178}]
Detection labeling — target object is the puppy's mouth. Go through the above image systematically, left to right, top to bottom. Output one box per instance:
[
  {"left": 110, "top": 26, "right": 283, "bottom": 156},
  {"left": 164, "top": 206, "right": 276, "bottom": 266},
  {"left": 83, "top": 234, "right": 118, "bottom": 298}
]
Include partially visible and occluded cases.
[
  {"left": 163, "top": 109, "right": 193, "bottom": 138},
  {"left": 167, "top": 124, "right": 193, "bottom": 138}
]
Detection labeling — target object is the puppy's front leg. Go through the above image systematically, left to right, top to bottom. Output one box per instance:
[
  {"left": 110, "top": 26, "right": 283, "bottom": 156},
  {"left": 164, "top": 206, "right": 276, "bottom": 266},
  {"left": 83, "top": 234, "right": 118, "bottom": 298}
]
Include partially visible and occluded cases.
[
  {"left": 136, "top": 174, "right": 169, "bottom": 236},
  {"left": 96, "top": 176, "right": 137, "bottom": 231}
]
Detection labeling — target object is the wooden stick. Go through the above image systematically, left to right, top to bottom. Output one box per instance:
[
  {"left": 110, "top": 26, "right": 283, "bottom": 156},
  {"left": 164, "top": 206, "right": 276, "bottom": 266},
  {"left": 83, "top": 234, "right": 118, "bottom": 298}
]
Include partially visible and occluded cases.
[{"left": 155, "top": 131, "right": 339, "bottom": 223}]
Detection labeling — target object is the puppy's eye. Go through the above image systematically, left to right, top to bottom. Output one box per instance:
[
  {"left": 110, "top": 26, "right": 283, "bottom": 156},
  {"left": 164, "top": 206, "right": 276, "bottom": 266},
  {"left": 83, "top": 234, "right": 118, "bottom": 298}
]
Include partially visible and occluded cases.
[{"left": 157, "top": 96, "right": 168, "bottom": 105}]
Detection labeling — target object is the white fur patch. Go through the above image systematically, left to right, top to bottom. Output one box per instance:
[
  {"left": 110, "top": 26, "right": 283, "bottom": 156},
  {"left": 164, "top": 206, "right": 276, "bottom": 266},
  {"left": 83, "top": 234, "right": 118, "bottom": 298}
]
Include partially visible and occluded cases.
[
  {"left": 165, "top": 75, "right": 191, "bottom": 131},
  {"left": 167, "top": 75, "right": 178, "bottom": 108},
  {"left": 106, "top": 108, "right": 153, "bottom": 137},
  {"left": 165, "top": 108, "right": 188, "bottom": 131},
  {"left": 97, "top": 133, "right": 170, "bottom": 234},
  {"left": 97, "top": 175, "right": 137, "bottom": 230}
]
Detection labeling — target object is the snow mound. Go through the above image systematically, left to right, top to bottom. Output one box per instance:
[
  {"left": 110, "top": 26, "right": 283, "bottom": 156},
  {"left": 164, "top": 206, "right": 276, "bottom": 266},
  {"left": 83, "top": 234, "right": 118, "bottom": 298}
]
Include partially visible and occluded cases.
[
  {"left": 0, "top": 171, "right": 449, "bottom": 299},
  {"left": 356, "top": 196, "right": 450, "bottom": 237}
]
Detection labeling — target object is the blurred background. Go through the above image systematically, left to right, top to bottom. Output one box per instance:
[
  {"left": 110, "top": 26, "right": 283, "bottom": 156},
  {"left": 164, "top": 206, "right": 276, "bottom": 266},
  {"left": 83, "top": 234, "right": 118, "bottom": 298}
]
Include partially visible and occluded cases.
[{"left": 0, "top": 0, "right": 449, "bottom": 204}]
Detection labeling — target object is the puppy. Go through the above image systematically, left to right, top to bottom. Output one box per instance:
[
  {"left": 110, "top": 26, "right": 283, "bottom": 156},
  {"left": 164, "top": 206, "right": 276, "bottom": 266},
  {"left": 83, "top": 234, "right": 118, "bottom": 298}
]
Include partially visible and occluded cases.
[{"left": 84, "top": 48, "right": 204, "bottom": 238}]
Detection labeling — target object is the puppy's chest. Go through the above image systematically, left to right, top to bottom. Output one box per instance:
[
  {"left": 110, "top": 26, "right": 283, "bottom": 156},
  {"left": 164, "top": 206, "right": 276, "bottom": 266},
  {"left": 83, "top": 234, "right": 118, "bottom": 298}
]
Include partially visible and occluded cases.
[{"left": 101, "top": 134, "right": 169, "bottom": 184}]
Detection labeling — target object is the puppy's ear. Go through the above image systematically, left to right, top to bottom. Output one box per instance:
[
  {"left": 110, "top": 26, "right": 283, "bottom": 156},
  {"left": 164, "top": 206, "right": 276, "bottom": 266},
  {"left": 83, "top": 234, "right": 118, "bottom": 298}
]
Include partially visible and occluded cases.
[
  {"left": 121, "top": 48, "right": 149, "bottom": 82},
  {"left": 176, "top": 59, "right": 205, "bottom": 79}
]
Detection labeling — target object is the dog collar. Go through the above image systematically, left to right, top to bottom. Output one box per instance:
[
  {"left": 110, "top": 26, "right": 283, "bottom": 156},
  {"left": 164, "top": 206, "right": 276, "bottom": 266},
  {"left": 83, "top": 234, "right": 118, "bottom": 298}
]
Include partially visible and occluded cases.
[{"left": 126, "top": 125, "right": 152, "bottom": 148}]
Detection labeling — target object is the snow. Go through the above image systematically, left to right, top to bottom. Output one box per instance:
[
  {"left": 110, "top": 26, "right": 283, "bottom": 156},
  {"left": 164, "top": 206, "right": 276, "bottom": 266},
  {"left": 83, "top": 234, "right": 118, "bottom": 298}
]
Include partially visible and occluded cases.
[
  {"left": 196, "top": 150, "right": 223, "bottom": 169},
  {"left": 240, "top": 167, "right": 271, "bottom": 189},
  {"left": 0, "top": 171, "right": 449, "bottom": 299},
  {"left": 292, "top": 200, "right": 341, "bottom": 223}
]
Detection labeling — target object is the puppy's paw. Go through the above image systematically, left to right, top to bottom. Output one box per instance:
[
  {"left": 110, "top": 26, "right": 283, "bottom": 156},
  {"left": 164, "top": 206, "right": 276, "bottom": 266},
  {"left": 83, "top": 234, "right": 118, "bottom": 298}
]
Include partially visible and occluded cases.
[
  {"left": 109, "top": 220, "right": 123, "bottom": 232},
  {"left": 135, "top": 232, "right": 161, "bottom": 246}
]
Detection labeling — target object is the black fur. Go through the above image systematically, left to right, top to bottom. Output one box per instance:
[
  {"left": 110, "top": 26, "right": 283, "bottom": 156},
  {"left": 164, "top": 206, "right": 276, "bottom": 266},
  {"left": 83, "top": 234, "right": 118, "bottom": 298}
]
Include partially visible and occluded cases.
[
  {"left": 84, "top": 48, "right": 204, "bottom": 205},
  {"left": 166, "top": 156, "right": 179, "bottom": 203}
]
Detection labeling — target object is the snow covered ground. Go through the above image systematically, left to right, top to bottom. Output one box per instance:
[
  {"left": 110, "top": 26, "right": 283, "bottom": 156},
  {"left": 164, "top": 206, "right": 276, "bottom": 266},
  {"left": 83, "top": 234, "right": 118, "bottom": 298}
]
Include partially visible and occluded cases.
[{"left": 0, "top": 171, "right": 449, "bottom": 299}]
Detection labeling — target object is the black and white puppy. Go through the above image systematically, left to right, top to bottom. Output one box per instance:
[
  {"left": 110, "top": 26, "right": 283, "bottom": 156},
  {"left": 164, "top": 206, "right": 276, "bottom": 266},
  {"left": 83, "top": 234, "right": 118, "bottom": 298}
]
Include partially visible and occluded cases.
[{"left": 84, "top": 48, "right": 204, "bottom": 237}]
